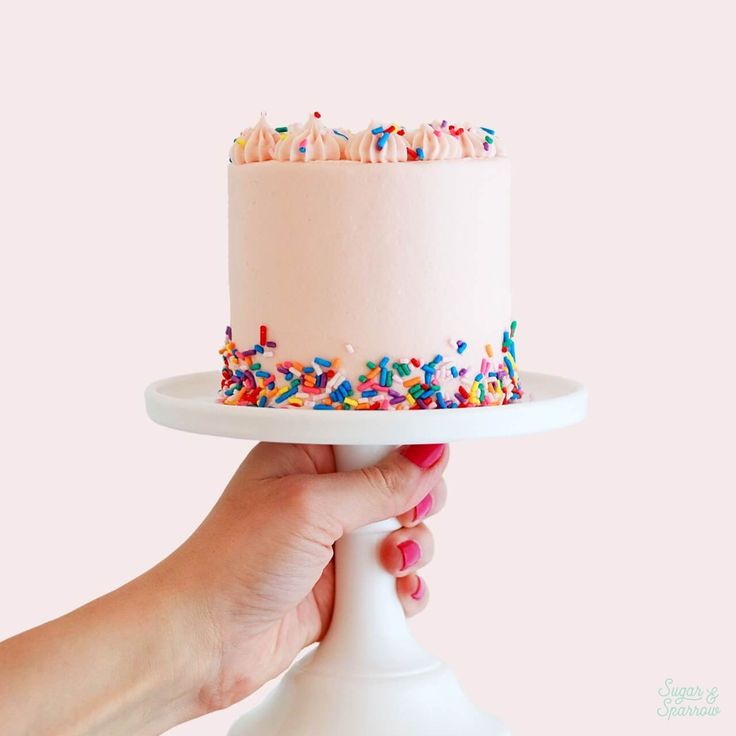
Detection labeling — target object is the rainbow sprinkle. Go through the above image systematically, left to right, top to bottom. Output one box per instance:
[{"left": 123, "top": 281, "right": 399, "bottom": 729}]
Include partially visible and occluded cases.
[
  {"left": 370, "top": 123, "right": 404, "bottom": 152},
  {"left": 218, "top": 323, "right": 522, "bottom": 410}
]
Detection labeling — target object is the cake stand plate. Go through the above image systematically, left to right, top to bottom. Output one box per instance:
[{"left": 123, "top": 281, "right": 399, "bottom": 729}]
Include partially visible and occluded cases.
[
  {"left": 145, "top": 370, "right": 587, "bottom": 736},
  {"left": 145, "top": 370, "right": 586, "bottom": 444}
]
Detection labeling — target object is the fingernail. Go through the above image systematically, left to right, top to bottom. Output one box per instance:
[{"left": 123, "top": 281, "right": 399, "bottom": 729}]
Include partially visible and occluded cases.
[
  {"left": 400, "top": 443, "right": 445, "bottom": 469},
  {"left": 413, "top": 493, "right": 433, "bottom": 522},
  {"left": 397, "top": 539, "right": 422, "bottom": 571},
  {"left": 411, "top": 576, "right": 426, "bottom": 601}
]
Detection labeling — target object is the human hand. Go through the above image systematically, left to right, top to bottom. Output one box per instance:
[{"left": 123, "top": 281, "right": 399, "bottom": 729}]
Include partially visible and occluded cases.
[{"left": 159, "top": 442, "right": 448, "bottom": 715}]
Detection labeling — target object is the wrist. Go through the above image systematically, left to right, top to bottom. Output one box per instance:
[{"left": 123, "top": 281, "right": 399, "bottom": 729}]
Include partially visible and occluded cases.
[
  {"left": 150, "top": 550, "right": 270, "bottom": 714},
  {"left": 133, "top": 562, "right": 224, "bottom": 723},
  {"left": 0, "top": 565, "right": 224, "bottom": 736}
]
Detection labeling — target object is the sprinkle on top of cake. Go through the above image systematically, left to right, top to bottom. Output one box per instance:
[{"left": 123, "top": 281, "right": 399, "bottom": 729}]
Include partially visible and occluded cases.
[{"left": 229, "top": 112, "right": 502, "bottom": 164}]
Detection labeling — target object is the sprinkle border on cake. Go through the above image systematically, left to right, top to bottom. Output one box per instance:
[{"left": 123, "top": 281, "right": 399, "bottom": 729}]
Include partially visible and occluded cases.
[{"left": 218, "top": 323, "right": 522, "bottom": 410}]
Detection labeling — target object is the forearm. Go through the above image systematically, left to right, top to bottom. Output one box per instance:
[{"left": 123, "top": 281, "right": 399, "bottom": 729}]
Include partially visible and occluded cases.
[{"left": 0, "top": 567, "right": 214, "bottom": 736}]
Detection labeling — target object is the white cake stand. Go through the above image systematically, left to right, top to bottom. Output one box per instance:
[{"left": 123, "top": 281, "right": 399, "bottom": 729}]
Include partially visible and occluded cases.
[{"left": 145, "top": 370, "right": 587, "bottom": 736}]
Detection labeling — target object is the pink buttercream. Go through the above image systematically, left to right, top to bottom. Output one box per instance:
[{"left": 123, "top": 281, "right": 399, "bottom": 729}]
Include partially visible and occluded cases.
[
  {"left": 274, "top": 113, "right": 342, "bottom": 162},
  {"left": 229, "top": 114, "right": 280, "bottom": 164},
  {"left": 229, "top": 114, "right": 503, "bottom": 164},
  {"left": 347, "top": 123, "right": 408, "bottom": 163},
  {"left": 409, "top": 123, "right": 462, "bottom": 160},
  {"left": 456, "top": 124, "right": 498, "bottom": 159},
  {"left": 332, "top": 128, "right": 350, "bottom": 158},
  {"left": 228, "top": 158, "right": 511, "bottom": 384}
]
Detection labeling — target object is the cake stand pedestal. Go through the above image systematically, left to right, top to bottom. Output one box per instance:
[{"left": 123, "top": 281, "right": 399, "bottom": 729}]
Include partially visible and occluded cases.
[{"left": 145, "top": 370, "right": 587, "bottom": 736}]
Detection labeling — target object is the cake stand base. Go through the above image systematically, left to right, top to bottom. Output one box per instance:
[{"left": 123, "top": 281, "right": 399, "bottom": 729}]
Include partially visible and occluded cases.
[
  {"left": 145, "top": 372, "right": 587, "bottom": 735},
  {"left": 228, "top": 655, "right": 508, "bottom": 736}
]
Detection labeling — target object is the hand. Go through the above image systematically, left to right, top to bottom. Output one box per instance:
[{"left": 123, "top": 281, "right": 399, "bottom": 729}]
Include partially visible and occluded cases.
[
  {"left": 0, "top": 441, "right": 448, "bottom": 736},
  {"left": 160, "top": 442, "right": 448, "bottom": 714}
]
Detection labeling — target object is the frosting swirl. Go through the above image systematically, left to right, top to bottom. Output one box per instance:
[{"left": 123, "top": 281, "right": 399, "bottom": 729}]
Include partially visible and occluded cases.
[
  {"left": 274, "top": 113, "right": 342, "bottom": 162},
  {"left": 228, "top": 114, "right": 503, "bottom": 164},
  {"left": 229, "top": 114, "right": 280, "bottom": 164},
  {"left": 347, "top": 123, "right": 408, "bottom": 163},
  {"left": 408, "top": 123, "right": 462, "bottom": 161},
  {"left": 454, "top": 124, "right": 498, "bottom": 159},
  {"left": 332, "top": 128, "right": 351, "bottom": 158}
]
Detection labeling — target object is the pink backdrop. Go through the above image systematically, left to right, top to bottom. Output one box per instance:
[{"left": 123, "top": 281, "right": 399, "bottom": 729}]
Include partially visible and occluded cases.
[{"left": 1, "top": 1, "right": 733, "bottom": 734}]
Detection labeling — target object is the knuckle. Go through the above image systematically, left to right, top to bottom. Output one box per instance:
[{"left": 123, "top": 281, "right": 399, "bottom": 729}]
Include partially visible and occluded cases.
[
  {"left": 360, "top": 463, "right": 403, "bottom": 501},
  {"left": 282, "top": 477, "right": 320, "bottom": 519},
  {"left": 282, "top": 477, "right": 342, "bottom": 545}
]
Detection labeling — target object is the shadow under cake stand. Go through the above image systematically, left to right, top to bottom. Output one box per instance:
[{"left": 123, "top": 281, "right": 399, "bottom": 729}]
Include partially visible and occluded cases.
[{"left": 145, "top": 370, "right": 587, "bottom": 736}]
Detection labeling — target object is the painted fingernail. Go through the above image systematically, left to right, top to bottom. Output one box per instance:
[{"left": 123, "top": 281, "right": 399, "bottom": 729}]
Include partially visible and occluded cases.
[
  {"left": 399, "top": 443, "right": 445, "bottom": 469},
  {"left": 413, "top": 493, "right": 433, "bottom": 522},
  {"left": 397, "top": 539, "right": 422, "bottom": 571},
  {"left": 411, "top": 576, "right": 426, "bottom": 601}
]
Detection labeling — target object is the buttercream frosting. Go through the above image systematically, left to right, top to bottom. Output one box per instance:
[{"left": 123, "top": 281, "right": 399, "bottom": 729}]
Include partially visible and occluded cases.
[
  {"left": 274, "top": 113, "right": 342, "bottom": 162},
  {"left": 229, "top": 114, "right": 280, "bottom": 164},
  {"left": 229, "top": 114, "right": 503, "bottom": 164},
  {"left": 408, "top": 122, "right": 463, "bottom": 160},
  {"left": 347, "top": 123, "right": 408, "bottom": 163},
  {"left": 454, "top": 124, "right": 498, "bottom": 159},
  {"left": 331, "top": 128, "right": 351, "bottom": 158},
  {"left": 225, "top": 141, "right": 513, "bottom": 410},
  {"left": 228, "top": 157, "right": 511, "bottom": 393}
]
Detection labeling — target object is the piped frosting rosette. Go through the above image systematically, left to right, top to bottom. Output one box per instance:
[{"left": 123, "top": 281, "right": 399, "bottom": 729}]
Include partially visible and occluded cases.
[
  {"left": 228, "top": 113, "right": 504, "bottom": 163},
  {"left": 274, "top": 113, "right": 342, "bottom": 162},
  {"left": 229, "top": 114, "right": 280, "bottom": 164},
  {"left": 346, "top": 122, "right": 409, "bottom": 163},
  {"left": 408, "top": 122, "right": 463, "bottom": 160},
  {"left": 453, "top": 123, "right": 499, "bottom": 158},
  {"left": 331, "top": 127, "right": 351, "bottom": 157}
]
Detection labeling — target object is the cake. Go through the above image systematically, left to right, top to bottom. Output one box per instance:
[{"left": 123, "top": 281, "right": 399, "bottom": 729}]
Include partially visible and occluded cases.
[{"left": 219, "top": 112, "right": 521, "bottom": 410}]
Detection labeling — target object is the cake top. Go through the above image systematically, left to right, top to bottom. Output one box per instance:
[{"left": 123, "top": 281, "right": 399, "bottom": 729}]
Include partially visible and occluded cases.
[{"left": 229, "top": 112, "right": 503, "bottom": 164}]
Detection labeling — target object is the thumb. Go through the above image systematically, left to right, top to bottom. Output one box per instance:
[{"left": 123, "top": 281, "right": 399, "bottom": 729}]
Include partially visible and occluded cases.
[{"left": 311, "top": 444, "right": 448, "bottom": 533}]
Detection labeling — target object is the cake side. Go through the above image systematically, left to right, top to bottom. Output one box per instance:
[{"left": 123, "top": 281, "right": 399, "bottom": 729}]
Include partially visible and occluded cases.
[{"left": 222, "top": 157, "right": 520, "bottom": 410}]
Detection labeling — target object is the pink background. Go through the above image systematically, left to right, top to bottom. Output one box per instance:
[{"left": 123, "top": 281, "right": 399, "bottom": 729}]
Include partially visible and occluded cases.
[{"left": 1, "top": 1, "right": 734, "bottom": 734}]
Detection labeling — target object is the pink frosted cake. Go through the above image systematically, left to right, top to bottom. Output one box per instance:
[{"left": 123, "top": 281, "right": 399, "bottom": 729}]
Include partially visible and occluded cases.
[{"left": 219, "top": 112, "right": 520, "bottom": 410}]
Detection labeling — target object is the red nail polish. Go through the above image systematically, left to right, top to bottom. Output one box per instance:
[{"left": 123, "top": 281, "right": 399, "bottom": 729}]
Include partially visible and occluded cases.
[
  {"left": 400, "top": 443, "right": 445, "bottom": 469},
  {"left": 413, "top": 493, "right": 433, "bottom": 522},
  {"left": 398, "top": 539, "right": 422, "bottom": 571},
  {"left": 411, "top": 576, "right": 426, "bottom": 601}
]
